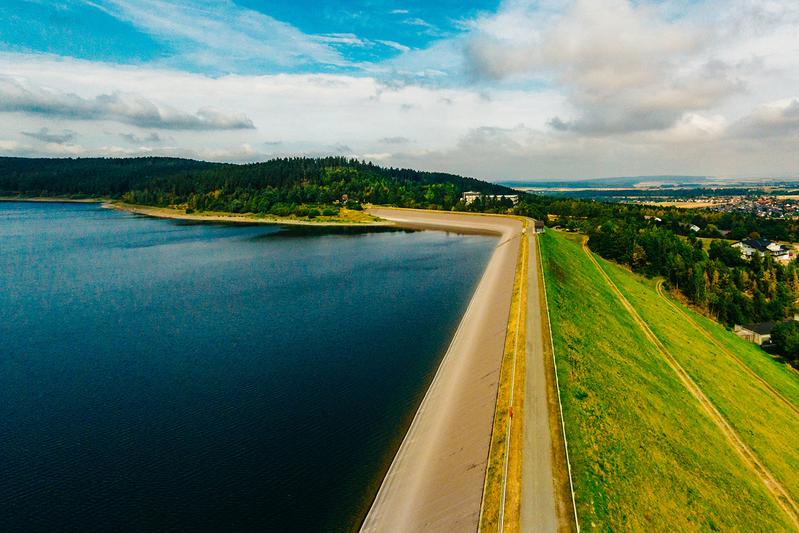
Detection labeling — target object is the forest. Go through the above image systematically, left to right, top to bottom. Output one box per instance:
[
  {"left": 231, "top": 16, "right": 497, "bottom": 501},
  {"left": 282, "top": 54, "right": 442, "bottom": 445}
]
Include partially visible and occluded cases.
[{"left": 0, "top": 156, "right": 514, "bottom": 215}]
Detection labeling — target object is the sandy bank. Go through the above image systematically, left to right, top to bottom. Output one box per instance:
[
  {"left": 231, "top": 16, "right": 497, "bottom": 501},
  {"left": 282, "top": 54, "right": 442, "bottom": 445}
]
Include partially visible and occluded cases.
[
  {"left": 103, "top": 203, "right": 392, "bottom": 227},
  {"left": 362, "top": 208, "right": 523, "bottom": 532}
]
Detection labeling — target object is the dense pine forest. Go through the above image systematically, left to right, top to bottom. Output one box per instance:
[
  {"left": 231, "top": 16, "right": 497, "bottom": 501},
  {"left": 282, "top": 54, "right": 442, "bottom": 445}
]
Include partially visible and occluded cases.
[{"left": 0, "top": 156, "right": 515, "bottom": 213}]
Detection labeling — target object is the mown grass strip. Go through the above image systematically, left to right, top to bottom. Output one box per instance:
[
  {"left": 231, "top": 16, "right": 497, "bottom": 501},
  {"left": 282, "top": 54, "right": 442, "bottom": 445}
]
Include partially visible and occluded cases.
[{"left": 479, "top": 220, "right": 528, "bottom": 533}]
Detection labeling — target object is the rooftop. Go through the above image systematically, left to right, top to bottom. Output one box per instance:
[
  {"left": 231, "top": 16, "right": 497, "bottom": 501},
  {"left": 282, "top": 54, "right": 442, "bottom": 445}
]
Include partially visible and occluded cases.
[{"left": 741, "top": 321, "right": 777, "bottom": 335}]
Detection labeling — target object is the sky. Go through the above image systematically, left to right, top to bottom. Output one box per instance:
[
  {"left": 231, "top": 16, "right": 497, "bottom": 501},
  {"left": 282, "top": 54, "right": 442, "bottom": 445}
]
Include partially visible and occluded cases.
[{"left": 1, "top": 0, "right": 799, "bottom": 181}]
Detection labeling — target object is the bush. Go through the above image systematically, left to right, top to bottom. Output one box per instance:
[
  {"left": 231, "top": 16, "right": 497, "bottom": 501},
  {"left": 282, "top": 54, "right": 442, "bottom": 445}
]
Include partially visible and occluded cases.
[
  {"left": 269, "top": 203, "right": 293, "bottom": 217},
  {"left": 322, "top": 207, "right": 338, "bottom": 216},
  {"left": 307, "top": 208, "right": 320, "bottom": 219},
  {"left": 771, "top": 321, "right": 799, "bottom": 363}
]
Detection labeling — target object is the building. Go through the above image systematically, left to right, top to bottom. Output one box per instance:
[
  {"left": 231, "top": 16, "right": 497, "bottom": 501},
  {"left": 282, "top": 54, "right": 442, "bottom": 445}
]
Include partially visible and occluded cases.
[
  {"left": 461, "top": 191, "right": 520, "bottom": 205},
  {"left": 462, "top": 191, "right": 482, "bottom": 204},
  {"left": 689, "top": 224, "right": 701, "bottom": 232},
  {"left": 732, "top": 238, "right": 793, "bottom": 263},
  {"left": 735, "top": 314, "right": 799, "bottom": 345},
  {"left": 734, "top": 322, "right": 778, "bottom": 345}
]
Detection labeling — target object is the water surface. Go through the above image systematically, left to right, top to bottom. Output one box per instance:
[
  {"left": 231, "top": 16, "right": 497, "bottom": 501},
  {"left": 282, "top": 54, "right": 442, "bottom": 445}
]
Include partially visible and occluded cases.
[{"left": 0, "top": 202, "right": 495, "bottom": 531}]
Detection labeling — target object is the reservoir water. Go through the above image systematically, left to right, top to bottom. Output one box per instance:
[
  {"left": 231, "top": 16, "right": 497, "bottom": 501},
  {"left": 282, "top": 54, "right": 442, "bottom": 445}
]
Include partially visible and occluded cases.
[{"left": 0, "top": 202, "right": 495, "bottom": 531}]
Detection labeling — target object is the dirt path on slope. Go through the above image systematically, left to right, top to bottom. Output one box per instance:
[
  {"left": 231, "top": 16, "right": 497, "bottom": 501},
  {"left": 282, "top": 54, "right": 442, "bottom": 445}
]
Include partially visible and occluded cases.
[
  {"left": 583, "top": 240, "right": 799, "bottom": 529},
  {"left": 655, "top": 280, "right": 799, "bottom": 417}
]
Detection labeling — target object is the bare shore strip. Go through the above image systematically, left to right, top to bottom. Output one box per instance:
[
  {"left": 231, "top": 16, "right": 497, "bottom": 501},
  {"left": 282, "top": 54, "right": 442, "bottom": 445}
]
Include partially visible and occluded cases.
[
  {"left": 106, "top": 202, "right": 393, "bottom": 227},
  {"left": 361, "top": 208, "right": 523, "bottom": 533}
]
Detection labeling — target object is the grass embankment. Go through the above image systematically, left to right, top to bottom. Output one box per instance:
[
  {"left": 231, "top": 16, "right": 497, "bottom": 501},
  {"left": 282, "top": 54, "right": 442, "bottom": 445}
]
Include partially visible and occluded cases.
[
  {"left": 111, "top": 202, "right": 383, "bottom": 225},
  {"left": 480, "top": 221, "right": 528, "bottom": 532},
  {"left": 539, "top": 230, "right": 795, "bottom": 531},
  {"left": 595, "top": 254, "right": 799, "bottom": 517},
  {"left": 656, "top": 281, "right": 799, "bottom": 411}
]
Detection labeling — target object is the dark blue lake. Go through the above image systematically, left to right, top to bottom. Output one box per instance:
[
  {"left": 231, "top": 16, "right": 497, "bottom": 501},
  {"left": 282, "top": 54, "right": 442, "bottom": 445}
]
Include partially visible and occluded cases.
[{"left": 0, "top": 202, "right": 495, "bottom": 532}]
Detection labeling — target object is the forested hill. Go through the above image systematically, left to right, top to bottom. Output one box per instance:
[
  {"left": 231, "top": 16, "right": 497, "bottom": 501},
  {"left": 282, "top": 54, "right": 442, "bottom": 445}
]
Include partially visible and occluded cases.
[{"left": 0, "top": 156, "right": 516, "bottom": 211}]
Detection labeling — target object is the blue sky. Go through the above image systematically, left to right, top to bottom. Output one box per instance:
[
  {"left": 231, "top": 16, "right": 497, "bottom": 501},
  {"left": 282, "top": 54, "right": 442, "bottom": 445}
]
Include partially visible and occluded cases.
[
  {"left": 1, "top": 0, "right": 799, "bottom": 180},
  {"left": 1, "top": 0, "right": 500, "bottom": 72}
]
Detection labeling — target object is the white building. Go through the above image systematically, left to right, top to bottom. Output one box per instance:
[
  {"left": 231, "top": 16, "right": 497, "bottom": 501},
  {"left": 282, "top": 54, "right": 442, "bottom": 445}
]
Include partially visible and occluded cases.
[
  {"left": 462, "top": 191, "right": 482, "bottom": 204},
  {"left": 461, "top": 192, "right": 520, "bottom": 205},
  {"left": 732, "top": 238, "right": 793, "bottom": 264}
]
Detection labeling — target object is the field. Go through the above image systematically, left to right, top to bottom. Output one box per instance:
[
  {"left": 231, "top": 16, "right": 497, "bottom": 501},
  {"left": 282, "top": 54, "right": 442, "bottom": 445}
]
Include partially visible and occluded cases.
[{"left": 539, "top": 229, "right": 799, "bottom": 531}]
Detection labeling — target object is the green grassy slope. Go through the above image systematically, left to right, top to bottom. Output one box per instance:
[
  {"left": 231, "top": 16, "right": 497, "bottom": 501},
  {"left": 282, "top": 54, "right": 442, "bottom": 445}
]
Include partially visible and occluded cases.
[
  {"left": 539, "top": 230, "right": 794, "bottom": 531},
  {"left": 596, "top": 255, "right": 799, "bottom": 505},
  {"left": 674, "top": 301, "right": 799, "bottom": 407}
]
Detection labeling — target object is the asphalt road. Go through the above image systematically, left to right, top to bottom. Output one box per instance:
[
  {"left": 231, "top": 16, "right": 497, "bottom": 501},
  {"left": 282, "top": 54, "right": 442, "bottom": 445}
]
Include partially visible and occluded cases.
[{"left": 520, "top": 233, "right": 560, "bottom": 532}]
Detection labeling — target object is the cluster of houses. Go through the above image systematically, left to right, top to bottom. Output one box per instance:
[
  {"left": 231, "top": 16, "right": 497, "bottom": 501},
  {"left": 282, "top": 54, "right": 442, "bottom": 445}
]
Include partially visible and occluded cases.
[
  {"left": 710, "top": 195, "right": 799, "bottom": 219},
  {"left": 731, "top": 238, "right": 794, "bottom": 264}
]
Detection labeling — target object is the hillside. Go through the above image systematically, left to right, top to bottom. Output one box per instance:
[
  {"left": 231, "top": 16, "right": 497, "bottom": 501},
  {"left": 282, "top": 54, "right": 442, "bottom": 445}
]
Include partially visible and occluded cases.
[
  {"left": 0, "top": 156, "right": 517, "bottom": 214},
  {"left": 504, "top": 176, "right": 710, "bottom": 189},
  {"left": 539, "top": 229, "right": 799, "bottom": 531}
]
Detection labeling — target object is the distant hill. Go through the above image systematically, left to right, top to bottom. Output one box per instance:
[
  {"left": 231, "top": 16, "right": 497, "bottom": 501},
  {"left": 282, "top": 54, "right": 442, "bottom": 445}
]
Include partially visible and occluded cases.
[
  {"left": 0, "top": 156, "right": 517, "bottom": 213},
  {"left": 502, "top": 176, "right": 710, "bottom": 189}
]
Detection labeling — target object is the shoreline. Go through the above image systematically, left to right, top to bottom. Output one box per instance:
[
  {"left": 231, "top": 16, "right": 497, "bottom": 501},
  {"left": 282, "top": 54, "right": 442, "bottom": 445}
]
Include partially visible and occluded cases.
[
  {"left": 0, "top": 196, "right": 110, "bottom": 204},
  {"left": 0, "top": 197, "right": 390, "bottom": 227},
  {"left": 106, "top": 203, "right": 395, "bottom": 227},
  {"left": 361, "top": 208, "right": 524, "bottom": 532}
]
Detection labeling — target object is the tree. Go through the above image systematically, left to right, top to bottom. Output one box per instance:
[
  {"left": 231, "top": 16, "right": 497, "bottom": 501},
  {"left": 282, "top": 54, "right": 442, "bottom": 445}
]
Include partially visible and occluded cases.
[{"left": 770, "top": 321, "right": 799, "bottom": 364}]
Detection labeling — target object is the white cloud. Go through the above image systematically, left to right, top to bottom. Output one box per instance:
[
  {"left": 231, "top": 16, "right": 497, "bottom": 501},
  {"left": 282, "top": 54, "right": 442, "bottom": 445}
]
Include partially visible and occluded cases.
[
  {"left": 462, "top": 0, "right": 747, "bottom": 134},
  {"left": 376, "top": 40, "right": 411, "bottom": 53},
  {"left": 0, "top": 76, "right": 254, "bottom": 130},
  {"left": 729, "top": 99, "right": 799, "bottom": 138},
  {"left": 22, "top": 127, "right": 78, "bottom": 144}
]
